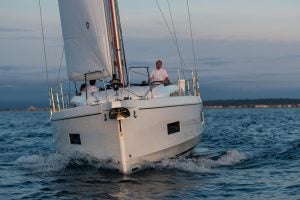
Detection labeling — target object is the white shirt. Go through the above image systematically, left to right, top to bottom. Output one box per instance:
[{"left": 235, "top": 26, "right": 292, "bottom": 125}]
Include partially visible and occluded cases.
[
  {"left": 150, "top": 68, "right": 168, "bottom": 82},
  {"left": 87, "top": 85, "right": 99, "bottom": 94},
  {"left": 70, "top": 91, "right": 97, "bottom": 107}
]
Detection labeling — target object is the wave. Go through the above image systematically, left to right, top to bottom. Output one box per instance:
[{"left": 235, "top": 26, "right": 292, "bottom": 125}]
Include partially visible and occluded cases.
[
  {"left": 257, "top": 139, "right": 300, "bottom": 161},
  {"left": 15, "top": 150, "right": 247, "bottom": 174},
  {"left": 156, "top": 150, "right": 247, "bottom": 173},
  {"left": 15, "top": 153, "right": 121, "bottom": 174},
  {"left": 15, "top": 154, "right": 69, "bottom": 173}
]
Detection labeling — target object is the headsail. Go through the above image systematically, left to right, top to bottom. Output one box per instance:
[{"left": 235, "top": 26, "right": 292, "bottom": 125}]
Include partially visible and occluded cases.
[{"left": 58, "top": 0, "right": 113, "bottom": 81}]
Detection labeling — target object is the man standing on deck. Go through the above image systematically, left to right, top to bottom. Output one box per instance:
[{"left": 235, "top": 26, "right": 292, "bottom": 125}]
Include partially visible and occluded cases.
[
  {"left": 150, "top": 60, "right": 169, "bottom": 85},
  {"left": 87, "top": 80, "right": 99, "bottom": 95}
]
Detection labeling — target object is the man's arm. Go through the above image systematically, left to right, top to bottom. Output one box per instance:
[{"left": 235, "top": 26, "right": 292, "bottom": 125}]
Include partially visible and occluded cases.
[{"left": 163, "top": 69, "right": 169, "bottom": 81}]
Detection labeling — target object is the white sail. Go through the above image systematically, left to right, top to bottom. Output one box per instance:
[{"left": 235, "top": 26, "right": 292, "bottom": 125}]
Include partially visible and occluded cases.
[{"left": 58, "top": 0, "right": 113, "bottom": 81}]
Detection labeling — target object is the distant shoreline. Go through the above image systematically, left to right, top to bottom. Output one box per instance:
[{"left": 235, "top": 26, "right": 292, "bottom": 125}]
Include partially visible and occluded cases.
[
  {"left": 1, "top": 98, "right": 300, "bottom": 111},
  {"left": 204, "top": 98, "right": 300, "bottom": 109},
  {"left": 205, "top": 104, "right": 300, "bottom": 109},
  {"left": 0, "top": 107, "right": 50, "bottom": 112}
]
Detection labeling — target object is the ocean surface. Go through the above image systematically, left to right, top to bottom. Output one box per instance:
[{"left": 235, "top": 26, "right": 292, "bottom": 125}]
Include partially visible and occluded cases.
[{"left": 0, "top": 108, "right": 299, "bottom": 199}]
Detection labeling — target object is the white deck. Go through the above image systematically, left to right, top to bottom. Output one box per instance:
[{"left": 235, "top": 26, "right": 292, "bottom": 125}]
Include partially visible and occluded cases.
[{"left": 70, "top": 85, "right": 180, "bottom": 107}]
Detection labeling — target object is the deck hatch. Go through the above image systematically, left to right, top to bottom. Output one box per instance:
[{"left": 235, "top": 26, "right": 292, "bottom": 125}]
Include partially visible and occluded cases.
[
  {"left": 167, "top": 121, "right": 180, "bottom": 135},
  {"left": 69, "top": 134, "right": 81, "bottom": 145}
]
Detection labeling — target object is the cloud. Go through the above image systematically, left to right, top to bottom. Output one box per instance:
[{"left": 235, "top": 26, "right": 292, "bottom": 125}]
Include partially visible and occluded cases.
[
  {"left": 0, "top": 27, "right": 31, "bottom": 33},
  {"left": 0, "top": 35, "right": 61, "bottom": 43},
  {"left": 198, "top": 57, "right": 231, "bottom": 67},
  {"left": 0, "top": 64, "right": 67, "bottom": 87},
  {"left": 0, "top": 65, "right": 18, "bottom": 71},
  {"left": 0, "top": 84, "right": 17, "bottom": 88}
]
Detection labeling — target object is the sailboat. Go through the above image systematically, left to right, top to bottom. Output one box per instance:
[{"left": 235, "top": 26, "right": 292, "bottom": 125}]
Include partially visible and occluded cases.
[{"left": 49, "top": 0, "right": 205, "bottom": 174}]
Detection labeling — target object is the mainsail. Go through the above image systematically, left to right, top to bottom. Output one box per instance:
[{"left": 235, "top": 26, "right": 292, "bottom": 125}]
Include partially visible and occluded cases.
[{"left": 58, "top": 0, "right": 113, "bottom": 81}]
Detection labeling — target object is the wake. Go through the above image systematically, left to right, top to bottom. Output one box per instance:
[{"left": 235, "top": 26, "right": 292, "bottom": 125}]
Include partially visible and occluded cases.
[
  {"left": 15, "top": 150, "right": 247, "bottom": 174},
  {"left": 156, "top": 150, "right": 247, "bottom": 173}
]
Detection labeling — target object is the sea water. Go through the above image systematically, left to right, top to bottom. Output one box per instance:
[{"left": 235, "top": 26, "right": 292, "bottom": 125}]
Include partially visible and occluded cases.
[{"left": 0, "top": 109, "right": 299, "bottom": 199}]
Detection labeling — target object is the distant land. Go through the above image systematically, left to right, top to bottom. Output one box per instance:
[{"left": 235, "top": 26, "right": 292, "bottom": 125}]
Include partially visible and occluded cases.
[
  {"left": 0, "top": 98, "right": 300, "bottom": 112},
  {"left": 204, "top": 98, "right": 300, "bottom": 109},
  {"left": 0, "top": 106, "right": 50, "bottom": 112}
]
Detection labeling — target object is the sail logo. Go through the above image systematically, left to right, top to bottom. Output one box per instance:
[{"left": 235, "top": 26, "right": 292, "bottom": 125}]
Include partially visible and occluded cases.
[{"left": 86, "top": 22, "right": 90, "bottom": 30}]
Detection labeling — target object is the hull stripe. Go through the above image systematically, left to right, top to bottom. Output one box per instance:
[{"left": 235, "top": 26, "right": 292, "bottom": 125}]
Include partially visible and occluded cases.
[
  {"left": 52, "top": 103, "right": 202, "bottom": 121},
  {"left": 139, "top": 103, "right": 201, "bottom": 110},
  {"left": 52, "top": 112, "right": 102, "bottom": 122}
]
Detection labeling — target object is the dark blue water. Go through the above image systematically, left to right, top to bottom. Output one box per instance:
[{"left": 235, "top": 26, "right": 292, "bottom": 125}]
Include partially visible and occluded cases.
[{"left": 0, "top": 109, "right": 299, "bottom": 199}]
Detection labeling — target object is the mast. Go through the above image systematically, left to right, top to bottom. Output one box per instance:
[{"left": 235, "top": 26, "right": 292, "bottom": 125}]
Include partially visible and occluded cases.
[{"left": 109, "top": 0, "right": 124, "bottom": 86}]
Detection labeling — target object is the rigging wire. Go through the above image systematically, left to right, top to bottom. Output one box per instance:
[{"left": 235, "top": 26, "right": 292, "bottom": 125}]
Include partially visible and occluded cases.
[
  {"left": 38, "top": 0, "right": 50, "bottom": 88},
  {"left": 115, "top": 0, "right": 129, "bottom": 86},
  {"left": 154, "top": 0, "right": 186, "bottom": 73},
  {"left": 166, "top": 0, "right": 186, "bottom": 69},
  {"left": 186, "top": 0, "right": 197, "bottom": 71}
]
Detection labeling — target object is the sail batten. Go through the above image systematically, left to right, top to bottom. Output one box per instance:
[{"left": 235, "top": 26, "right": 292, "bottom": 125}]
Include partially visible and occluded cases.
[{"left": 58, "top": 0, "right": 113, "bottom": 81}]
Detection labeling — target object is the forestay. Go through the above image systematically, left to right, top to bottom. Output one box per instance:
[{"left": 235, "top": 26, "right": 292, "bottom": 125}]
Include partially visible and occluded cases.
[{"left": 58, "top": 0, "right": 113, "bottom": 81}]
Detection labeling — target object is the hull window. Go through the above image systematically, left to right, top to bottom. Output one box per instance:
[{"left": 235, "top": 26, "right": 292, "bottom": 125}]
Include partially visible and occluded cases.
[
  {"left": 167, "top": 122, "right": 180, "bottom": 135},
  {"left": 69, "top": 134, "right": 82, "bottom": 145}
]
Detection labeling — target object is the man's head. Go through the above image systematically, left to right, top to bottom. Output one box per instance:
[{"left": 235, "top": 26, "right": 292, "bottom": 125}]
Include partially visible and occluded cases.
[
  {"left": 156, "top": 60, "right": 162, "bottom": 70},
  {"left": 89, "top": 80, "right": 96, "bottom": 86},
  {"left": 80, "top": 84, "right": 87, "bottom": 92}
]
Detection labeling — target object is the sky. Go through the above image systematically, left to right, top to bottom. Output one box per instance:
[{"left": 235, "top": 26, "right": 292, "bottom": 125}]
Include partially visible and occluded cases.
[{"left": 0, "top": 0, "right": 300, "bottom": 108}]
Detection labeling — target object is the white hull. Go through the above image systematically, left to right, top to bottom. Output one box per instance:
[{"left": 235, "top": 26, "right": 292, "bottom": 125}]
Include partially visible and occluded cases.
[{"left": 51, "top": 96, "right": 204, "bottom": 174}]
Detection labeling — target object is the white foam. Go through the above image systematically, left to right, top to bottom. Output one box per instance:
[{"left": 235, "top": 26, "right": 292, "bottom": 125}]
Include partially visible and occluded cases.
[
  {"left": 15, "top": 150, "right": 247, "bottom": 174},
  {"left": 155, "top": 150, "right": 247, "bottom": 173},
  {"left": 216, "top": 150, "right": 247, "bottom": 166},
  {"left": 15, "top": 153, "right": 120, "bottom": 173},
  {"left": 15, "top": 154, "right": 69, "bottom": 173}
]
